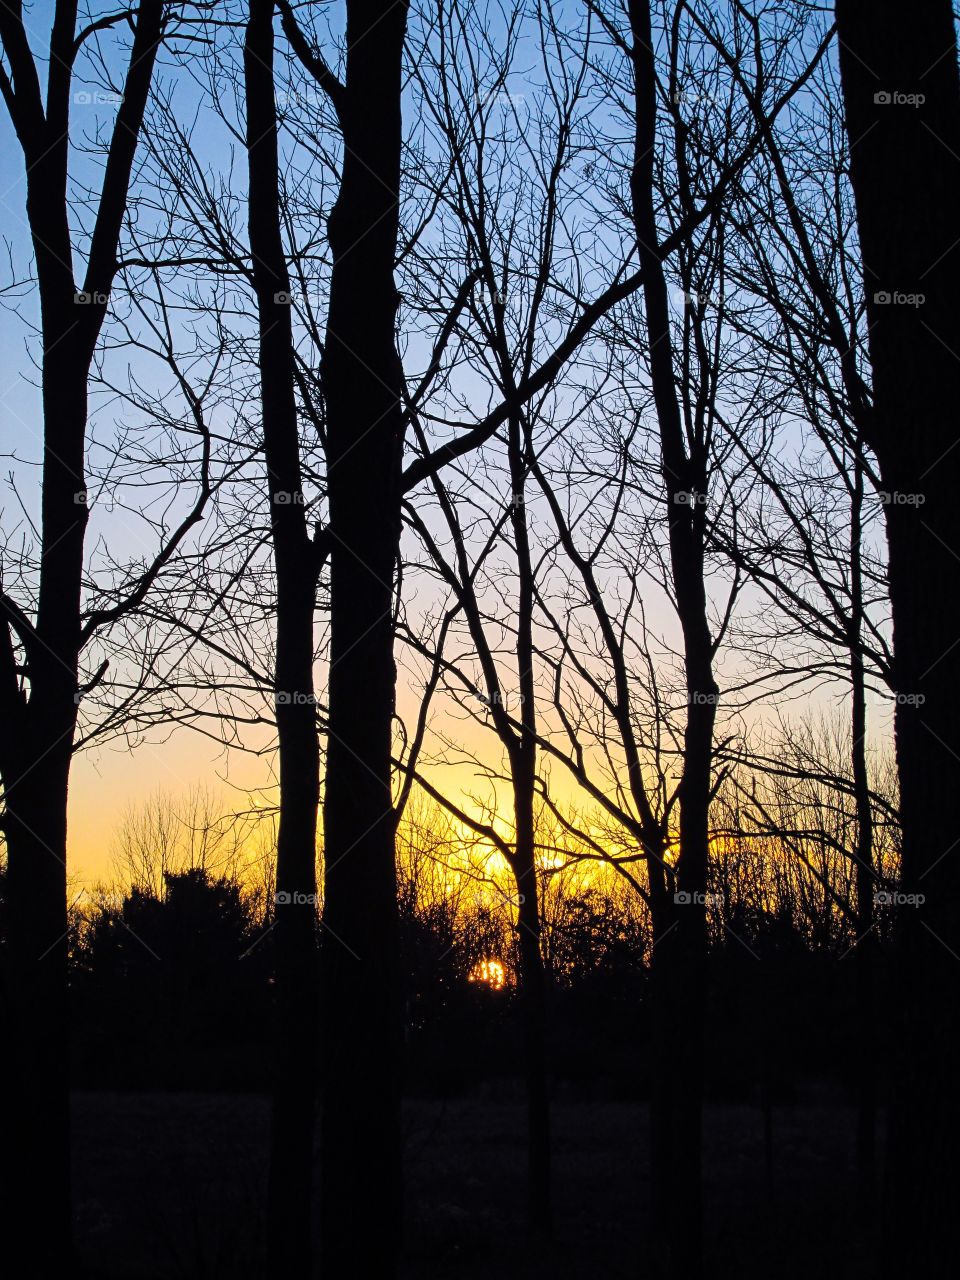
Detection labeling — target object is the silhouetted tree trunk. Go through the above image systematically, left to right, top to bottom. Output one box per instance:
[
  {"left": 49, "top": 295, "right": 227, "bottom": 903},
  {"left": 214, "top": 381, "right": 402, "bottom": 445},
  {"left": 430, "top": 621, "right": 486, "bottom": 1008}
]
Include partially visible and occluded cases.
[
  {"left": 318, "top": 1, "right": 408, "bottom": 1274},
  {"left": 628, "top": 1, "right": 717, "bottom": 1273},
  {"left": 0, "top": 2, "right": 164, "bottom": 1267},
  {"left": 244, "top": 3, "right": 322, "bottom": 1274},
  {"left": 836, "top": 3, "right": 960, "bottom": 1274},
  {"left": 490, "top": 409, "right": 553, "bottom": 1231},
  {"left": 508, "top": 424, "right": 552, "bottom": 1233},
  {"left": 404, "top": 428, "right": 554, "bottom": 1231},
  {"left": 847, "top": 452, "right": 877, "bottom": 1214}
]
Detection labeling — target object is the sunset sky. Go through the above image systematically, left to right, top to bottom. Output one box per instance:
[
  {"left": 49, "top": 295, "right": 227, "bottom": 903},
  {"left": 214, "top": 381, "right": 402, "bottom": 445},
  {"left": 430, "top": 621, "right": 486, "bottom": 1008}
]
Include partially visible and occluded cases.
[{"left": 0, "top": 0, "right": 894, "bottom": 894}]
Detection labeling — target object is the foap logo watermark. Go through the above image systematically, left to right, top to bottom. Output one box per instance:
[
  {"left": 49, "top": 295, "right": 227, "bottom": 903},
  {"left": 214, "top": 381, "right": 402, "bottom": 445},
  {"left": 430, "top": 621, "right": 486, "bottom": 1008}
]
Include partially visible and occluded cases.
[
  {"left": 276, "top": 88, "right": 325, "bottom": 110},
  {"left": 672, "top": 88, "right": 717, "bottom": 106},
  {"left": 477, "top": 89, "right": 527, "bottom": 109},
  {"left": 73, "top": 90, "right": 124, "bottom": 106},
  {"left": 874, "top": 90, "right": 925, "bottom": 108},
  {"left": 681, "top": 289, "right": 711, "bottom": 308},
  {"left": 74, "top": 290, "right": 109, "bottom": 305},
  {"left": 874, "top": 290, "right": 925, "bottom": 308},
  {"left": 273, "top": 291, "right": 295, "bottom": 305},
  {"left": 72, "top": 489, "right": 115, "bottom": 512},
  {"left": 674, "top": 489, "right": 709, "bottom": 506},
  {"left": 273, "top": 490, "right": 305, "bottom": 505},
  {"left": 879, "top": 490, "right": 926, "bottom": 507},
  {"left": 476, "top": 689, "right": 526, "bottom": 709},
  {"left": 275, "top": 690, "right": 319, "bottom": 706},
  {"left": 689, "top": 690, "right": 720, "bottom": 706},
  {"left": 893, "top": 692, "right": 926, "bottom": 707},
  {"left": 468, "top": 887, "right": 526, "bottom": 909},
  {"left": 274, "top": 890, "right": 319, "bottom": 906},
  {"left": 674, "top": 890, "right": 721, "bottom": 906},
  {"left": 874, "top": 890, "right": 925, "bottom": 907}
]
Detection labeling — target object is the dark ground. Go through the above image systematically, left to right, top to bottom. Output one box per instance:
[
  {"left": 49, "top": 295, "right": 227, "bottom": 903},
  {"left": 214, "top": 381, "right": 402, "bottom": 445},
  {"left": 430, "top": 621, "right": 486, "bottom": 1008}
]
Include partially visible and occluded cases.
[{"left": 73, "top": 1089, "right": 868, "bottom": 1279}]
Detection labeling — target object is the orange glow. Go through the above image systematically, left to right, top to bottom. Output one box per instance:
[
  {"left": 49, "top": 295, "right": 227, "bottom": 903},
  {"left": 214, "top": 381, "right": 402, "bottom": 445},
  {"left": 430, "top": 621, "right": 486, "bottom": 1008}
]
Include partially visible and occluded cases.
[{"left": 469, "top": 958, "right": 507, "bottom": 990}]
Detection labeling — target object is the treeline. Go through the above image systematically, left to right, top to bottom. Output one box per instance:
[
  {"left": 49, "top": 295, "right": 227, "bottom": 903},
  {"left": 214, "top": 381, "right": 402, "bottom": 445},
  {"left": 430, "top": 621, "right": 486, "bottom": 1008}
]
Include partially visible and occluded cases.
[{"left": 27, "top": 778, "right": 893, "bottom": 1105}]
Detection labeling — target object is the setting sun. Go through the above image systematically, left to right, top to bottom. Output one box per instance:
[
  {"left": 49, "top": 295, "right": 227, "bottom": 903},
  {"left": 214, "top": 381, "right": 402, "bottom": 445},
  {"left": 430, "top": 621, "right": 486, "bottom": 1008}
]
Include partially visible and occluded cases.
[{"left": 469, "top": 959, "right": 507, "bottom": 991}]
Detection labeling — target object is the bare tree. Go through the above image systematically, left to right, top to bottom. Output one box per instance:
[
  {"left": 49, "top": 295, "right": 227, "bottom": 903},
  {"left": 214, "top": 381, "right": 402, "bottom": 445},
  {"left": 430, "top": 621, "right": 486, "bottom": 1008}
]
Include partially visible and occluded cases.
[
  {"left": 269, "top": 0, "right": 742, "bottom": 1262},
  {"left": 274, "top": 1, "right": 413, "bottom": 1271},
  {"left": 396, "top": 1, "right": 605, "bottom": 1225},
  {"left": 0, "top": 2, "right": 186, "bottom": 1263},
  {"left": 833, "top": 2, "right": 960, "bottom": 1272},
  {"left": 244, "top": 3, "right": 324, "bottom": 1271},
  {"left": 485, "top": 4, "right": 835, "bottom": 1272},
  {"left": 623, "top": 7, "right": 722, "bottom": 1267},
  {"left": 696, "top": 20, "right": 892, "bottom": 1194},
  {"left": 112, "top": 784, "right": 248, "bottom": 896}
]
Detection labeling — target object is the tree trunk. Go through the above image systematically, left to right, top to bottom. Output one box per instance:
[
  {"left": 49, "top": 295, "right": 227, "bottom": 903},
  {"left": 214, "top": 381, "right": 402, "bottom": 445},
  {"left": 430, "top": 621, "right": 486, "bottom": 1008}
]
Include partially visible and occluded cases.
[
  {"left": 319, "top": 2, "right": 409, "bottom": 1274},
  {"left": 628, "top": 2, "right": 716, "bottom": 1273},
  {"left": 244, "top": 3, "right": 322, "bottom": 1273},
  {"left": 0, "top": 4, "right": 163, "bottom": 1266},
  {"left": 835, "top": 4, "right": 960, "bottom": 1274},
  {"left": 2, "top": 315, "right": 91, "bottom": 1277},
  {"left": 509, "top": 415, "right": 552, "bottom": 1232},
  {"left": 848, "top": 459, "right": 876, "bottom": 1217},
  {"left": 511, "top": 749, "right": 551, "bottom": 1233},
  {"left": 2, "top": 756, "right": 73, "bottom": 1272}
]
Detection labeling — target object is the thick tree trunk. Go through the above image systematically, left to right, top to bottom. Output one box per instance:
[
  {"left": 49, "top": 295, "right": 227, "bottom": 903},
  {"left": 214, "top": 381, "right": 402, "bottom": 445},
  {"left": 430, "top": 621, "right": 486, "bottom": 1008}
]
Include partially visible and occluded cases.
[
  {"left": 319, "top": 2, "right": 409, "bottom": 1274},
  {"left": 244, "top": 4, "right": 322, "bottom": 1274},
  {"left": 835, "top": 4, "right": 960, "bottom": 1274},
  {"left": 0, "top": 5, "right": 162, "bottom": 1267},
  {"left": 1, "top": 323, "right": 90, "bottom": 1273},
  {"left": 2, "top": 758, "right": 73, "bottom": 1272}
]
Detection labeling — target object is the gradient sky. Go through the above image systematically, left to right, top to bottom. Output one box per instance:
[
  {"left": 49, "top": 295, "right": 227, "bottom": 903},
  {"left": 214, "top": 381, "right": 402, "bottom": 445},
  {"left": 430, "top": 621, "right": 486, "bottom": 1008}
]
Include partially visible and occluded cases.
[{"left": 1, "top": 2, "right": 891, "bottom": 891}]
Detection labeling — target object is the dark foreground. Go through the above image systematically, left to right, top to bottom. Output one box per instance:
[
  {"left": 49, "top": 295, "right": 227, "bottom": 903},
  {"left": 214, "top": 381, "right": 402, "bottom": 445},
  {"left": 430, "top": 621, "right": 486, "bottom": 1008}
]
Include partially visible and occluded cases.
[{"left": 73, "top": 1092, "right": 866, "bottom": 1279}]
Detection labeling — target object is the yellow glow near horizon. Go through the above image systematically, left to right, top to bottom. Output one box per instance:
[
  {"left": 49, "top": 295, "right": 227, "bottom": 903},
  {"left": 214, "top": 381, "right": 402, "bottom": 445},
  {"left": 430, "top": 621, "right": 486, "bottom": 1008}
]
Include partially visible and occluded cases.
[
  {"left": 67, "top": 725, "right": 276, "bottom": 885},
  {"left": 469, "top": 958, "right": 507, "bottom": 990}
]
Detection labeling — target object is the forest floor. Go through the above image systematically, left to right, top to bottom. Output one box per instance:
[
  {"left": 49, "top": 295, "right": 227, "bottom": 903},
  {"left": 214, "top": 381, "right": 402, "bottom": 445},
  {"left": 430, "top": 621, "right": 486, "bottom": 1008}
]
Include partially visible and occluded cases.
[{"left": 73, "top": 1091, "right": 867, "bottom": 1279}]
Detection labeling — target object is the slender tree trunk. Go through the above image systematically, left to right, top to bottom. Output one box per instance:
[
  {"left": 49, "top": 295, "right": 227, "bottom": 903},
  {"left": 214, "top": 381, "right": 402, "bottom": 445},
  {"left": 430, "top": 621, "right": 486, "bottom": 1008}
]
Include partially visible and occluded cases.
[
  {"left": 319, "top": 2, "right": 409, "bottom": 1274},
  {"left": 628, "top": 2, "right": 717, "bottom": 1273},
  {"left": 245, "top": 4, "right": 322, "bottom": 1273},
  {"left": 836, "top": 4, "right": 960, "bottom": 1274},
  {"left": 508, "top": 418, "right": 552, "bottom": 1232},
  {"left": 420, "top": 422, "right": 553, "bottom": 1229},
  {"left": 847, "top": 459, "right": 876, "bottom": 1217},
  {"left": 647, "top": 701, "right": 713, "bottom": 1280},
  {"left": 510, "top": 749, "right": 552, "bottom": 1238},
  {"left": 644, "top": 839, "right": 694, "bottom": 1280},
  {"left": 514, "top": 870, "right": 551, "bottom": 1231}
]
